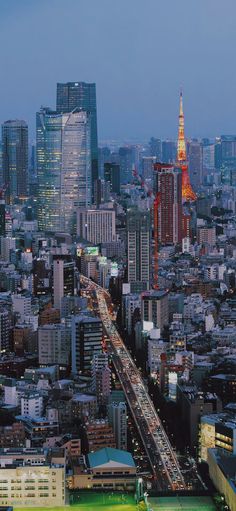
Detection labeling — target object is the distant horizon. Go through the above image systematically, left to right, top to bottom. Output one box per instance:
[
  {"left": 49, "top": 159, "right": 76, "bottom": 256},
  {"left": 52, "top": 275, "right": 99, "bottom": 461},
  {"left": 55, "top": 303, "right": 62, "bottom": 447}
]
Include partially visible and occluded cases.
[{"left": 1, "top": 0, "right": 236, "bottom": 140}]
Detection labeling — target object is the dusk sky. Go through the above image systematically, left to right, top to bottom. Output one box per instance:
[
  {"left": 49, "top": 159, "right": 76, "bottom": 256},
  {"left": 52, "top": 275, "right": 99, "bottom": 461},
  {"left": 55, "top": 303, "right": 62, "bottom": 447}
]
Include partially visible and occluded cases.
[{"left": 1, "top": 0, "right": 236, "bottom": 141}]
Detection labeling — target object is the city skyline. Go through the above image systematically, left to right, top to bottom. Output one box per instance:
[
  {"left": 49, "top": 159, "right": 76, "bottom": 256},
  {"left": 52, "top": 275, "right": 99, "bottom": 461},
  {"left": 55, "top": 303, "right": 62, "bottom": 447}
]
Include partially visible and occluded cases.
[
  {"left": 1, "top": 0, "right": 236, "bottom": 139},
  {"left": 0, "top": 3, "right": 236, "bottom": 509}
]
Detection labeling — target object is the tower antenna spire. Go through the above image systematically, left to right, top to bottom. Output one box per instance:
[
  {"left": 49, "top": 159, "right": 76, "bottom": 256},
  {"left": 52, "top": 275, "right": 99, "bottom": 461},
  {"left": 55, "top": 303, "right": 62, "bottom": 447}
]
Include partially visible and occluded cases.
[{"left": 176, "top": 90, "right": 196, "bottom": 202}]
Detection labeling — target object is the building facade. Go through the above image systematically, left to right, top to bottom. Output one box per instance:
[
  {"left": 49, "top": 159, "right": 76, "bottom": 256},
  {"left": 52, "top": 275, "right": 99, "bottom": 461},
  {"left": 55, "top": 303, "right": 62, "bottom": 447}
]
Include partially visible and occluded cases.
[
  {"left": 56, "top": 81, "right": 98, "bottom": 196},
  {"left": 37, "top": 108, "right": 91, "bottom": 233},
  {"left": 2, "top": 120, "right": 28, "bottom": 203},
  {"left": 154, "top": 163, "right": 182, "bottom": 245},
  {"left": 77, "top": 207, "right": 116, "bottom": 244},
  {"left": 127, "top": 207, "right": 151, "bottom": 292},
  {"left": 71, "top": 315, "right": 103, "bottom": 373}
]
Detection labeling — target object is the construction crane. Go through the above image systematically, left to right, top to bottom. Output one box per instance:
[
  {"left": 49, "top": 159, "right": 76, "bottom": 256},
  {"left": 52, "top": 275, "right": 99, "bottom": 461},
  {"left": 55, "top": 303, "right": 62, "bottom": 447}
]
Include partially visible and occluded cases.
[{"left": 132, "top": 167, "right": 160, "bottom": 289}]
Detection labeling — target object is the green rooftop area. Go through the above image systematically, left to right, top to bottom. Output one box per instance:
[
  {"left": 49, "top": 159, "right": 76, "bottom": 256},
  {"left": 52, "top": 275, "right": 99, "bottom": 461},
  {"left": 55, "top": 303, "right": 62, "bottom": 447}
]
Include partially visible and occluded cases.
[
  {"left": 15, "top": 492, "right": 138, "bottom": 511},
  {"left": 146, "top": 496, "right": 216, "bottom": 511}
]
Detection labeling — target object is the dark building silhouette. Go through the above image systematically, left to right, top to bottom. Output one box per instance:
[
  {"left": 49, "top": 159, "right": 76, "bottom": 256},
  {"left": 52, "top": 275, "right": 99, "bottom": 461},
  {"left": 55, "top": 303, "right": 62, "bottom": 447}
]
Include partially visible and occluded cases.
[{"left": 2, "top": 120, "right": 28, "bottom": 203}]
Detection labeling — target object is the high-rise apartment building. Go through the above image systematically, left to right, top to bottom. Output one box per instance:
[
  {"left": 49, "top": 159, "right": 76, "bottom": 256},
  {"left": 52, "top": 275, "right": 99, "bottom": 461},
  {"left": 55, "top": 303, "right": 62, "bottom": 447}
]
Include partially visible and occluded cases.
[
  {"left": 56, "top": 82, "right": 98, "bottom": 195},
  {"left": 37, "top": 108, "right": 91, "bottom": 233},
  {"left": 2, "top": 120, "right": 28, "bottom": 203},
  {"left": 104, "top": 162, "right": 120, "bottom": 194},
  {"left": 154, "top": 163, "right": 182, "bottom": 245},
  {"left": 77, "top": 207, "right": 116, "bottom": 244},
  {"left": 127, "top": 207, "right": 151, "bottom": 292},
  {"left": 71, "top": 315, "right": 103, "bottom": 373},
  {"left": 92, "top": 353, "right": 111, "bottom": 406},
  {"left": 109, "top": 401, "right": 127, "bottom": 451}
]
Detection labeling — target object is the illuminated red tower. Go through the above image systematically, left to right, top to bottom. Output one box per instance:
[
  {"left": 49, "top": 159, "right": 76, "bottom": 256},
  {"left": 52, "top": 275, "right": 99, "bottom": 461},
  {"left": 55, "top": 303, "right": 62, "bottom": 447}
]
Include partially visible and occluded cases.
[{"left": 177, "top": 92, "right": 196, "bottom": 202}]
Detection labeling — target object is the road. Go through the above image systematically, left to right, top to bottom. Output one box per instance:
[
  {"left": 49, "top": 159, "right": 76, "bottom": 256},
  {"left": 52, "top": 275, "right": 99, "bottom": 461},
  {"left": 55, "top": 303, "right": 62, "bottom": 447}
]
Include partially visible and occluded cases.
[{"left": 80, "top": 274, "right": 187, "bottom": 491}]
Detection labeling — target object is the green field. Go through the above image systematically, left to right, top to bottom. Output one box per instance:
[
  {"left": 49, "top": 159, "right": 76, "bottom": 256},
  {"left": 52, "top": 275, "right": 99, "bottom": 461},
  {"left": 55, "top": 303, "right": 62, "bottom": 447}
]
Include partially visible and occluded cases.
[
  {"left": 15, "top": 492, "right": 138, "bottom": 511},
  {"left": 146, "top": 496, "right": 216, "bottom": 511}
]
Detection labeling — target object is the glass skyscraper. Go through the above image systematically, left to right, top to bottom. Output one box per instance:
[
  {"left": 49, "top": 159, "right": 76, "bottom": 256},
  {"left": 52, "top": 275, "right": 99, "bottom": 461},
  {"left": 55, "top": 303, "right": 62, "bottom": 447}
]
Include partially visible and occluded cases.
[
  {"left": 56, "top": 82, "right": 98, "bottom": 197},
  {"left": 36, "top": 108, "right": 91, "bottom": 233},
  {"left": 2, "top": 120, "right": 28, "bottom": 204}
]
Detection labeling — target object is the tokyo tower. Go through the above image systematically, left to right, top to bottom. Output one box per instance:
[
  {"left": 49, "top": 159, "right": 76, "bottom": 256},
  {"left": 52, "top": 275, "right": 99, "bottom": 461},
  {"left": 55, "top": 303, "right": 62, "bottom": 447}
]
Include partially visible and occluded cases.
[{"left": 177, "top": 92, "right": 196, "bottom": 202}]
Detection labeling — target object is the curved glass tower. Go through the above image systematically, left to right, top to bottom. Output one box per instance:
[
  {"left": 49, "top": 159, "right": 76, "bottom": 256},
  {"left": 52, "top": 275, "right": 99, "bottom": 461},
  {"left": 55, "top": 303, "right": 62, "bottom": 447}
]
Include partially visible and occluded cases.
[{"left": 36, "top": 108, "right": 91, "bottom": 233}]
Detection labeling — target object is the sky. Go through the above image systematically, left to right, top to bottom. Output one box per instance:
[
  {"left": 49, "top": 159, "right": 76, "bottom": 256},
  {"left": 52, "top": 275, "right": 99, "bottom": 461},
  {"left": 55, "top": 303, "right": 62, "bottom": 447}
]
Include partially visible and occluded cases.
[{"left": 0, "top": 0, "right": 236, "bottom": 142}]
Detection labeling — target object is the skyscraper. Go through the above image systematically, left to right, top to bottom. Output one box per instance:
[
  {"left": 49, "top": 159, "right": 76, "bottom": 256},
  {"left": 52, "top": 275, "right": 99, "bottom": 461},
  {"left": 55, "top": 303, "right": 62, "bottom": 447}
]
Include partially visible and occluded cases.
[
  {"left": 56, "top": 82, "right": 98, "bottom": 196},
  {"left": 176, "top": 92, "right": 196, "bottom": 202},
  {"left": 37, "top": 108, "right": 91, "bottom": 233},
  {"left": 2, "top": 120, "right": 28, "bottom": 203},
  {"left": 149, "top": 137, "right": 162, "bottom": 159},
  {"left": 162, "top": 140, "right": 176, "bottom": 163},
  {"left": 187, "top": 140, "right": 203, "bottom": 191},
  {"left": 119, "top": 146, "right": 136, "bottom": 184},
  {"left": 142, "top": 156, "right": 157, "bottom": 181},
  {"left": 104, "top": 162, "right": 120, "bottom": 194},
  {"left": 154, "top": 163, "right": 182, "bottom": 245},
  {"left": 127, "top": 207, "right": 151, "bottom": 292},
  {"left": 53, "top": 258, "right": 75, "bottom": 312},
  {"left": 71, "top": 315, "right": 103, "bottom": 374}
]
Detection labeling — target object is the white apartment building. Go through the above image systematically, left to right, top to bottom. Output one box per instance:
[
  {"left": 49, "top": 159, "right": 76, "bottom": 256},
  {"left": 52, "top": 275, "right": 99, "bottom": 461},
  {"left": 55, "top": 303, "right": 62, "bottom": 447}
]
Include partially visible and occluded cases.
[{"left": 77, "top": 207, "right": 116, "bottom": 244}]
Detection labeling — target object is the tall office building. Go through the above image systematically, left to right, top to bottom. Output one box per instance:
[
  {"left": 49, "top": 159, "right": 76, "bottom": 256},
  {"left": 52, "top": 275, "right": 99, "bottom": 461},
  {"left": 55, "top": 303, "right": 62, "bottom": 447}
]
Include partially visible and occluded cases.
[
  {"left": 57, "top": 82, "right": 98, "bottom": 196},
  {"left": 37, "top": 108, "right": 91, "bottom": 233},
  {"left": 2, "top": 120, "right": 28, "bottom": 203},
  {"left": 149, "top": 137, "right": 162, "bottom": 159},
  {"left": 162, "top": 140, "right": 176, "bottom": 163},
  {"left": 187, "top": 140, "right": 203, "bottom": 191},
  {"left": 119, "top": 147, "right": 136, "bottom": 184},
  {"left": 142, "top": 156, "right": 157, "bottom": 181},
  {"left": 104, "top": 162, "right": 120, "bottom": 194},
  {"left": 154, "top": 163, "right": 182, "bottom": 245},
  {"left": 77, "top": 207, "right": 116, "bottom": 244},
  {"left": 127, "top": 207, "right": 151, "bottom": 292},
  {"left": 53, "top": 258, "right": 75, "bottom": 312},
  {"left": 71, "top": 315, "right": 103, "bottom": 374}
]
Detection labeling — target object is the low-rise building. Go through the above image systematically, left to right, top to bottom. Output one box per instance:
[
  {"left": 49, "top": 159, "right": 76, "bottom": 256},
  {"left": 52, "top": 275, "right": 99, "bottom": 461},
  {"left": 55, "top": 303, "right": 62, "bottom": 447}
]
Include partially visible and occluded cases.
[
  {"left": 200, "top": 412, "right": 236, "bottom": 461},
  {"left": 85, "top": 420, "right": 116, "bottom": 452},
  {"left": 68, "top": 447, "right": 136, "bottom": 491},
  {"left": 0, "top": 448, "right": 66, "bottom": 508},
  {"left": 208, "top": 449, "right": 236, "bottom": 511}
]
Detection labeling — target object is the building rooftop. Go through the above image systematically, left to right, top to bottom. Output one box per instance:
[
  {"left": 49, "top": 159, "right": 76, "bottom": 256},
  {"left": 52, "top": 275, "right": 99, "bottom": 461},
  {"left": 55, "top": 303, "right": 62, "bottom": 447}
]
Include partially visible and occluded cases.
[
  {"left": 211, "top": 374, "right": 236, "bottom": 381},
  {"left": 72, "top": 393, "right": 96, "bottom": 403},
  {"left": 201, "top": 412, "right": 236, "bottom": 430},
  {"left": 88, "top": 447, "right": 135, "bottom": 469}
]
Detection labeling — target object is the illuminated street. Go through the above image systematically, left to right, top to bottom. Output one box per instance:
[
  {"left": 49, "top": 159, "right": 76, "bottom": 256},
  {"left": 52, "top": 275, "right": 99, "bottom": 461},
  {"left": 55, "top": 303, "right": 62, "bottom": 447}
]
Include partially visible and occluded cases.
[{"left": 80, "top": 275, "right": 187, "bottom": 491}]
